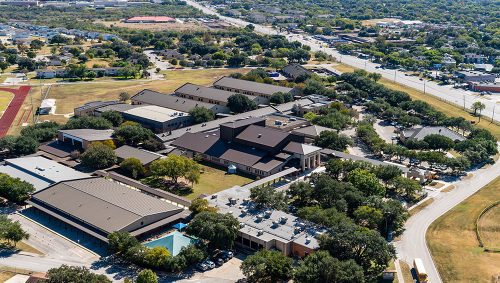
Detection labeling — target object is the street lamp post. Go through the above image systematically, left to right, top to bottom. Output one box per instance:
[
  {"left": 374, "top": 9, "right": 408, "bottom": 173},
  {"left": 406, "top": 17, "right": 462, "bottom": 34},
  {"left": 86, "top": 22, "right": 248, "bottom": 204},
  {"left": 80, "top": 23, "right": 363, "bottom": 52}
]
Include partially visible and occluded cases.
[
  {"left": 394, "top": 70, "right": 397, "bottom": 82},
  {"left": 423, "top": 79, "right": 426, "bottom": 94}
]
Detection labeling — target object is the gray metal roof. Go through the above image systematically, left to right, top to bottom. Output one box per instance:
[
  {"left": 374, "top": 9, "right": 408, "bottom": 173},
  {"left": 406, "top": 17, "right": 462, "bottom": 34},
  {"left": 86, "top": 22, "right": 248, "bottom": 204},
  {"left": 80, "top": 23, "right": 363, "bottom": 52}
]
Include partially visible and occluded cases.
[
  {"left": 213, "top": 76, "right": 293, "bottom": 96},
  {"left": 175, "top": 83, "right": 258, "bottom": 103},
  {"left": 131, "top": 89, "right": 230, "bottom": 114},
  {"left": 94, "top": 103, "right": 139, "bottom": 113},
  {"left": 123, "top": 105, "right": 189, "bottom": 123},
  {"left": 291, "top": 125, "right": 332, "bottom": 137},
  {"left": 403, "top": 126, "right": 466, "bottom": 141},
  {"left": 59, "top": 129, "right": 114, "bottom": 141},
  {"left": 114, "top": 145, "right": 163, "bottom": 165},
  {"left": 0, "top": 156, "right": 90, "bottom": 191},
  {"left": 32, "top": 177, "right": 183, "bottom": 233}
]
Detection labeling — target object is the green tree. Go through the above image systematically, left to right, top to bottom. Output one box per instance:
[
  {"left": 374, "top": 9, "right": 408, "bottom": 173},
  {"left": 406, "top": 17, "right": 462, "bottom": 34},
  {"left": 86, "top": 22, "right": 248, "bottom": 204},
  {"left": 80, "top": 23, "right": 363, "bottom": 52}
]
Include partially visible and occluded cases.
[
  {"left": 119, "top": 92, "right": 130, "bottom": 102},
  {"left": 227, "top": 94, "right": 257, "bottom": 113},
  {"left": 471, "top": 101, "right": 485, "bottom": 118},
  {"left": 189, "top": 106, "right": 215, "bottom": 124},
  {"left": 101, "top": 111, "right": 123, "bottom": 127},
  {"left": 64, "top": 116, "right": 113, "bottom": 130},
  {"left": 113, "top": 124, "right": 154, "bottom": 146},
  {"left": 314, "top": 131, "right": 353, "bottom": 151},
  {"left": 423, "top": 134, "right": 455, "bottom": 151},
  {"left": 12, "top": 136, "right": 38, "bottom": 156},
  {"left": 80, "top": 143, "right": 117, "bottom": 169},
  {"left": 150, "top": 155, "right": 200, "bottom": 185},
  {"left": 120, "top": 158, "right": 146, "bottom": 179},
  {"left": 347, "top": 168, "right": 385, "bottom": 196},
  {"left": 0, "top": 173, "right": 35, "bottom": 204},
  {"left": 288, "top": 181, "right": 314, "bottom": 207},
  {"left": 250, "top": 186, "right": 288, "bottom": 211},
  {"left": 189, "top": 198, "right": 217, "bottom": 215},
  {"left": 353, "top": 206, "right": 383, "bottom": 229},
  {"left": 185, "top": 211, "right": 239, "bottom": 249},
  {"left": 0, "top": 215, "right": 29, "bottom": 246},
  {"left": 108, "top": 231, "right": 140, "bottom": 254},
  {"left": 144, "top": 246, "right": 170, "bottom": 269},
  {"left": 241, "top": 249, "right": 293, "bottom": 283},
  {"left": 294, "top": 250, "right": 365, "bottom": 283},
  {"left": 46, "top": 265, "right": 111, "bottom": 283},
  {"left": 136, "top": 269, "right": 158, "bottom": 283}
]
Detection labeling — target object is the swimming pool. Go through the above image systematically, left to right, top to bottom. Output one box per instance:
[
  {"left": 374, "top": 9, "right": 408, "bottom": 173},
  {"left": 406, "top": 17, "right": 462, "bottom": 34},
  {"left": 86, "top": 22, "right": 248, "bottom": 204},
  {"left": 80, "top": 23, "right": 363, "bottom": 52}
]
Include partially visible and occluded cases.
[{"left": 144, "top": 231, "right": 195, "bottom": 256}]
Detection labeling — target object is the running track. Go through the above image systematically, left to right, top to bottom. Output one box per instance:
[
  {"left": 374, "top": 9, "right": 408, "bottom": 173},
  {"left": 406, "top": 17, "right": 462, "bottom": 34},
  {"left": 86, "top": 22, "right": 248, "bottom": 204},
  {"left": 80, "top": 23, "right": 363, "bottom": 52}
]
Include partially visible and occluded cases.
[{"left": 0, "top": 86, "right": 31, "bottom": 137}]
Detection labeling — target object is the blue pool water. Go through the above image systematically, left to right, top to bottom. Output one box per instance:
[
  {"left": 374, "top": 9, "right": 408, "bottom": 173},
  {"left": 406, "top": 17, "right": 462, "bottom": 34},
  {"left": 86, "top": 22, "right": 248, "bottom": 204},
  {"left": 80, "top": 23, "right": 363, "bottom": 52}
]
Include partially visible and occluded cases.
[{"left": 144, "top": 231, "right": 195, "bottom": 256}]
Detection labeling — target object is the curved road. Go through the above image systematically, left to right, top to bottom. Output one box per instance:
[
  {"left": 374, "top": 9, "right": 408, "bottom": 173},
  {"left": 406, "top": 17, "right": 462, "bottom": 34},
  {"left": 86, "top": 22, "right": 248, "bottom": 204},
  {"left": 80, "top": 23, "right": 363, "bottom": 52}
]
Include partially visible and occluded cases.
[
  {"left": 186, "top": 0, "right": 499, "bottom": 123},
  {"left": 185, "top": 1, "right": 500, "bottom": 281}
]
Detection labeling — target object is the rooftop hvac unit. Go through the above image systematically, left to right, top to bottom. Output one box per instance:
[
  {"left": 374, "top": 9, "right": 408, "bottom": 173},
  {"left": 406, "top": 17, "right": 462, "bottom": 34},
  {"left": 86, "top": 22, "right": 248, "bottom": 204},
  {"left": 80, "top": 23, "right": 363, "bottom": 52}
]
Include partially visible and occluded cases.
[
  {"left": 211, "top": 194, "right": 217, "bottom": 199},
  {"left": 229, "top": 198, "right": 237, "bottom": 205},
  {"left": 242, "top": 198, "right": 250, "bottom": 204},
  {"left": 240, "top": 210, "right": 247, "bottom": 216},
  {"left": 264, "top": 210, "right": 272, "bottom": 218},
  {"left": 280, "top": 217, "right": 288, "bottom": 224},
  {"left": 272, "top": 220, "right": 279, "bottom": 227},
  {"left": 240, "top": 223, "right": 246, "bottom": 228},
  {"left": 294, "top": 227, "right": 301, "bottom": 234},
  {"left": 257, "top": 230, "right": 264, "bottom": 236},
  {"left": 305, "top": 237, "right": 311, "bottom": 244}
]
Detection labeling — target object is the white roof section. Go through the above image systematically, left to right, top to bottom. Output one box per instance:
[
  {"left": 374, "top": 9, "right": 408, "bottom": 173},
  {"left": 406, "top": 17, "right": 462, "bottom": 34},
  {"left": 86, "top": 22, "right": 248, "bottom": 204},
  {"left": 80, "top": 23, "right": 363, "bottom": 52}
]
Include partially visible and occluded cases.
[
  {"left": 123, "top": 105, "right": 189, "bottom": 123},
  {"left": 59, "top": 129, "right": 114, "bottom": 141},
  {"left": 1, "top": 156, "right": 91, "bottom": 191},
  {"left": 206, "top": 185, "right": 322, "bottom": 250}
]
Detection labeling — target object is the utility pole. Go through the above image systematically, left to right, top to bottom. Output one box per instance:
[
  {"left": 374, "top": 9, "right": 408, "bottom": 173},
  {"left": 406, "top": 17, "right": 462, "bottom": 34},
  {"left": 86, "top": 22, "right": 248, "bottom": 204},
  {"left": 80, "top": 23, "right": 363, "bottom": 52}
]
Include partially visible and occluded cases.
[
  {"left": 394, "top": 70, "right": 396, "bottom": 82},
  {"left": 423, "top": 80, "right": 426, "bottom": 94},
  {"left": 463, "top": 94, "right": 466, "bottom": 110},
  {"left": 492, "top": 105, "right": 496, "bottom": 123}
]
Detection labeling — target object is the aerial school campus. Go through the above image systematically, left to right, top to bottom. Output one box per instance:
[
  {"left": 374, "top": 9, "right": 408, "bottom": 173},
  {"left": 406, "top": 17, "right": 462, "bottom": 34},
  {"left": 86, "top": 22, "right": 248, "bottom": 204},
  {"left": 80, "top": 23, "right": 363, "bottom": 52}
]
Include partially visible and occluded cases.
[{"left": 0, "top": 0, "right": 499, "bottom": 282}]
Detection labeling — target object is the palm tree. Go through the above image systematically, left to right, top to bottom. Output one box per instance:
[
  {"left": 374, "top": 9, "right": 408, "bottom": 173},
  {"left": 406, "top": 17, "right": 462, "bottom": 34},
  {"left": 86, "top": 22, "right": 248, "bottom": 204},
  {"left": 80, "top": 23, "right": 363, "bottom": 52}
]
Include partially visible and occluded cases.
[{"left": 471, "top": 101, "right": 486, "bottom": 121}]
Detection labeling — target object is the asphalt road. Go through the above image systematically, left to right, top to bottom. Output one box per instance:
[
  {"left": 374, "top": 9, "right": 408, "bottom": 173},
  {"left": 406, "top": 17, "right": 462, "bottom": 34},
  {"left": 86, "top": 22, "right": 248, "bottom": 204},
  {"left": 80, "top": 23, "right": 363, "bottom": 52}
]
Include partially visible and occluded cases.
[
  {"left": 186, "top": 0, "right": 499, "bottom": 123},
  {"left": 393, "top": 153, "right": 500, "bottom": 283}
]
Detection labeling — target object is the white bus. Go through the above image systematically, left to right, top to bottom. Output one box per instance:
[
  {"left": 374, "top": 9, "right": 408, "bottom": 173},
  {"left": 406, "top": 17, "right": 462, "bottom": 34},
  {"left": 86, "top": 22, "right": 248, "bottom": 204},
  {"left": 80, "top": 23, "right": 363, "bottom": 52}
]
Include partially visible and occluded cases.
[{"left": 413, "top": 258, "right": 428, "bottom": 282}]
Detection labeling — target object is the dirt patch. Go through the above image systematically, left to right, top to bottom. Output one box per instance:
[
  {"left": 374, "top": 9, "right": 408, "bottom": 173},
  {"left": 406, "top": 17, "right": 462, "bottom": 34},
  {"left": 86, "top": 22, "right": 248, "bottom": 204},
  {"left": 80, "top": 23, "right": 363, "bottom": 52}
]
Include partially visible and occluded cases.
[
  {"left": 441, "top": 185, "right": 456, "bottom": 193},
  {"left": 398, "top": 261, "right": 415, "bottom": 283}
]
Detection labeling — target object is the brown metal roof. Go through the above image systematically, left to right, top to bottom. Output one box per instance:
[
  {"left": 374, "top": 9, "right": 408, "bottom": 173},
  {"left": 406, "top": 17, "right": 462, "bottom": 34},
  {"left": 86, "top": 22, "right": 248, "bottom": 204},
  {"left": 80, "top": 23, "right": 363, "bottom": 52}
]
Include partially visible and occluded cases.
[
  {"left": 220, "top": 117, "right": 265, "bottom": 129},
  {"left": 235, "top": 125, "right": 290, "bottom": 148},
  {"left": 252, "top": 157, "right": 284, "bottom": 172},
  {"left": 31, "top": 177, "right": 182, "bottom": 234}
]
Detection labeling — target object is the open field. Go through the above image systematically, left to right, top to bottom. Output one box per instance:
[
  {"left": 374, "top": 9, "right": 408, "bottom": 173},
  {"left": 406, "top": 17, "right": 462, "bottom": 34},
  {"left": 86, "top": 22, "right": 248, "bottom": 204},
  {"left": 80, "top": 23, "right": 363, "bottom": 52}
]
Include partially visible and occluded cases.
[
  {"left": 361, "top": 18, "right": 401, "bottom": 26},
  {"left": 96, "top": 20, "right": 207, "bottom": 32},
  {"left": 333, "top": 63, "right": 500, "bottom": 140},
  {"left": 4, "top": 68, "right": 248, "bottom": 133},
  {"left": 0, "top": 90, "right": 14, "bottom": 114},
  {"left": 185, "top": 164, "right": 254, "bottom": 200},
  {"left": 427, "top": 177, "right": 500, "bottom": 282},
  {"left": 478, "top": 204, "right": 500, "bottom": 249}
]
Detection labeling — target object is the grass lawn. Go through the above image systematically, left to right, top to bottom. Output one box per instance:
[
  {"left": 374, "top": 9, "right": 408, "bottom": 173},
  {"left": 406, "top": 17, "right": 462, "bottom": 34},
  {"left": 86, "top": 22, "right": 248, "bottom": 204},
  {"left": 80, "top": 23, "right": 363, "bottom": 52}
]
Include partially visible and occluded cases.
[
  {"left": 333, "top": 63, "right": 500, "bottom": 140},
  {"left": 0, "top": 90, "right": 14, "bottom": 114},
  {"left": 185, "top": 164, "right": 254, "bottom": 200},
  {"left": 427, "top": 177, "right": 500, "bottom": 282},
  {"left": 409, "top": 198, "right": 434, "bottom": 216},
  {"left": 477, "top": 203, "right": 500, "bottom": 249},
  {"left": 0, "top": 240, "right": 43, "bottom": 255},
  {"left": 399, "top": 261, "right": 415, "bottom": 283},
  {"left": 0, "top": 271, "right": 16, "bottom": 282}
]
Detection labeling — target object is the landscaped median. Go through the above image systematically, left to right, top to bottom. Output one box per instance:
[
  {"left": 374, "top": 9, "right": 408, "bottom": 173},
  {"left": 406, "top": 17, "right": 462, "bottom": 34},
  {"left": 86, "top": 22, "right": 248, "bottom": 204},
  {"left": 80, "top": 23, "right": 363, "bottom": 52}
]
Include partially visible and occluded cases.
[{"left": 427, "top": 177, "right": 500, "bottom": 282}]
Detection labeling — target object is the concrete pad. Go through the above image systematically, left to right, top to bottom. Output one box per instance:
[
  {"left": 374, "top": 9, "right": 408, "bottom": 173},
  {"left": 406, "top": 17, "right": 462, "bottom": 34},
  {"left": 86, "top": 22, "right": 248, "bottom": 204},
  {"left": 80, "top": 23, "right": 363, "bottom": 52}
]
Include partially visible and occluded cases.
[{"left": 4, "top": 274, "right": 30, "bottom": 283}]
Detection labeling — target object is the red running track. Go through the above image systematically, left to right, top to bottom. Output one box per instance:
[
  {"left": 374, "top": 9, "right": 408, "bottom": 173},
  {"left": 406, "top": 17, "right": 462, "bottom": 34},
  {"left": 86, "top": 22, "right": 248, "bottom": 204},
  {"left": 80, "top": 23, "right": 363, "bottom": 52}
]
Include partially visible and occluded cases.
[{"left": 0, "top": 86, "right": 31, "bottom": 137}]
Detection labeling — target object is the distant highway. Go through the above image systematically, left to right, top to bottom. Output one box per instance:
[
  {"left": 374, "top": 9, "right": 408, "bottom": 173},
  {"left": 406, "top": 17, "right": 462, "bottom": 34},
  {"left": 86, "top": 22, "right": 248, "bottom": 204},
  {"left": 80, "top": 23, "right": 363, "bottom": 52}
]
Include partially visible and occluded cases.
[{"left": 186, "top": 0, "right": 499, "bottom": 123}]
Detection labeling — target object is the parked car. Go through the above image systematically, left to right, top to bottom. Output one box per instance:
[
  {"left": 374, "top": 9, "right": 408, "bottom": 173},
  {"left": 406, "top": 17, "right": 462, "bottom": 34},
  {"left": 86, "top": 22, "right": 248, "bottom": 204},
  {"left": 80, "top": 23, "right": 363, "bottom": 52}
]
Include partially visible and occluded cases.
[
  {"left": 204, "top": 260, "right": 216, "bottom": 269},
  {"left": 196, "top": 262, "right": 208, "bottom": 272}
]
